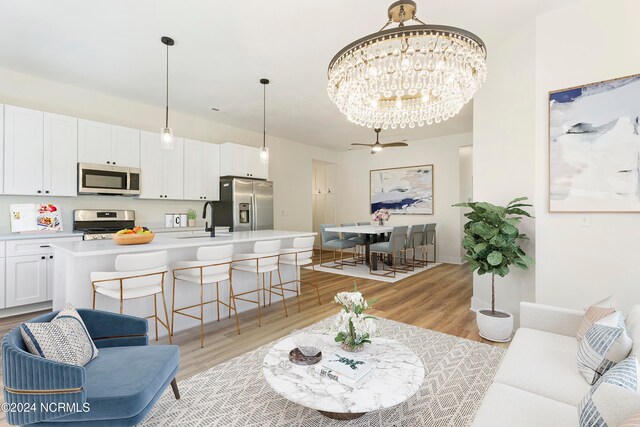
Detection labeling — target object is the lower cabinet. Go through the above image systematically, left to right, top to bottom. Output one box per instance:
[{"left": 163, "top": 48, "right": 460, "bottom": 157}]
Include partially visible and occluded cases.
[
  {"left": 6, "top": 255, "right": 49, "bottom": 308},
  {"left": 0, "top": 260, "right": 5, "bottom": 309}
]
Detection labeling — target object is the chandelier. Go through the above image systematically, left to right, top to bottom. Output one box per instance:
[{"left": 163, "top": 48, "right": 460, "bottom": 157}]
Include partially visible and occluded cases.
[{"left": 327, "top": 1, "right": 487, "bottom": 130}]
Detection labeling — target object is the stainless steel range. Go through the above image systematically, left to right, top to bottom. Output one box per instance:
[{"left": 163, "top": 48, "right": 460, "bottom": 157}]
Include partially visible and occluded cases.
[{"left": 73, "top": 209, "right": 135, "bottom": 240}]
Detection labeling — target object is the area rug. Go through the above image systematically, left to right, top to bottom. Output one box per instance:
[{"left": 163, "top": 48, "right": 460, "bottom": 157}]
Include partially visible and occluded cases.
[
  {"left": 304, "top": 262, "right": 442, "bottom": 283},
  {"left": 142, "top": 317, "right": 504, "bottom": 427}
]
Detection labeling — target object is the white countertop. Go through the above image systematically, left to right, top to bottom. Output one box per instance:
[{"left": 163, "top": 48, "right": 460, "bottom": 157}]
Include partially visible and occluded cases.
[{"left": 50, "top": 230, "right": 316, "bottom": 257}]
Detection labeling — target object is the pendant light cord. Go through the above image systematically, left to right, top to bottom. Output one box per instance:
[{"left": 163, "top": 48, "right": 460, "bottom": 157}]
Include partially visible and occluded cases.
[
  {"left": 165, "top": 43, "right": 169, "bottom": 128},
  {"left": 262, "top": 83, "right": 266, "bottom": 149}
]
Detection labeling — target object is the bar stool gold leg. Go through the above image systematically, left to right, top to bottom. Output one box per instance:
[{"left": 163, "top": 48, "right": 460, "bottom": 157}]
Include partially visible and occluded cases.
[
  {"left": 312, "top": 262, "right": 321, "bottom": 305},
  {"left": 295, "top": 267, "right": 301, "bottom": 313},
  {"left": 276, "top": 268, "right": 289, "bottom": 318},
  {"left": 268, "top": 271, "right": 273, "bottom": 306},
  {"left": 256, "top": 273, "right": 262, "bottom": 327},
  {"left": 171, "top": 276, "right": 176, "bottom": 336},
  {"left": 229, "top": 276, "right": 241, "bottom": 335},
  {"left": 199, "top": 280, "right": 204, "bottom": 348},
  {"left": 216, "top": 282, "right": 220, "bottom": 322},
  {"left": 161, "top": 287, "right": 172, "bottom": 345},
  {"left": 154, "top": 294, "right": 159, "bottom": 341}
]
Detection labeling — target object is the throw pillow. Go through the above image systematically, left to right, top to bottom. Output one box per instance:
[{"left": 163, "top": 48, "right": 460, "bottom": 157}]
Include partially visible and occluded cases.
[
  {"left": 578, "top": 296, "right": 617, "bottom": 342},
  {"left": 20, "top": 303, "right": 98, "bottom": 366},
  {"left": 578, "top": 311, "right": 633, "bottom": 384},
  {"left": 579, "top": 356, "right": 640, "bottom": 427}
]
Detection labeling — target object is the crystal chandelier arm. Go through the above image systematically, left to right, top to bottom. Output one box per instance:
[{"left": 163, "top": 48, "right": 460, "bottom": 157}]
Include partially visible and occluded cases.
[
  {"left": 412, "top": 15, "right": 427, "bottom": 26},
  {"left": 378, "top": 18, "right": 393, "bottom": 32}
]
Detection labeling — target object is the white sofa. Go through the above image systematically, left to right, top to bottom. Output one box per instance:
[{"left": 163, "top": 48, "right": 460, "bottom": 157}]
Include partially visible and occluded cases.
[{"left": 472, "top": 301, "right": 640, "bottom": 427}]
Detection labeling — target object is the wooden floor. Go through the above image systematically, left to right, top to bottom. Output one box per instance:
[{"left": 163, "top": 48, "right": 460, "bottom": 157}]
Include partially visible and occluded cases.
[{"left": 0, "top": 256, "right": 503, "bottom": 425}]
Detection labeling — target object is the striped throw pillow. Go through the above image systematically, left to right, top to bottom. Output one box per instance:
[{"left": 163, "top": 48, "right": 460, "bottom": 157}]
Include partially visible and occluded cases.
[
  {"left": 578, "top": 296, "right": 617, "bottom": 342},
  {"left": 20, "top": 304, "right": 98, "bottom": 366},
  {"left": 578, "top": 311, "right": 633, "bottom": 384},
  {"left": 579, "top": 356, "right": 640, "bottom": 427}
]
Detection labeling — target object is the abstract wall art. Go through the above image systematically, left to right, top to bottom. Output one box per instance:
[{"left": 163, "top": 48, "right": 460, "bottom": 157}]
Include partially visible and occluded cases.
[
  {"left": 549, "top": 74, "right": 640, "bottom": 212},
  {"left": 370, "top": 165, "right": 434, "bottom": 214}
]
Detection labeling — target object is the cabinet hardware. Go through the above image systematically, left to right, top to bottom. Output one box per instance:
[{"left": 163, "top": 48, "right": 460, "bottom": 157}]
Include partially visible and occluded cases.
[
  {"left": 107, "top": 161, "right": 111, "bottom": 164},
  {"left": 113, "top": 162, "right": 116, "bottom": 165},
  {"left": 37, "top": 190, "right": 41, "bottom": 194},
  {"left": 45, "top": 190, "right": 49, "bottom": 194},
  {"left": 39, "top": 245, "right": 50, "bottom": 248},
  {"left": 41, "top": 256, "right": 45, "bottom": 260},
  {"left": 49, "top": 256, "right": 53, "bottom": 259}
]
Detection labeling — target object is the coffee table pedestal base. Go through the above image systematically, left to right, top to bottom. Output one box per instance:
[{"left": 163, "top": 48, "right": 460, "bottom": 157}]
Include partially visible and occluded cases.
[{"left": 318, "top": 410, "right": 366, "bottom": 420}]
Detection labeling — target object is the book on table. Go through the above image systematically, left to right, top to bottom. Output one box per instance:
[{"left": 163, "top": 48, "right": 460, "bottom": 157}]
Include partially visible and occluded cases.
[{"left": 315, "top": 352, "right": 376, "bottom": 388}]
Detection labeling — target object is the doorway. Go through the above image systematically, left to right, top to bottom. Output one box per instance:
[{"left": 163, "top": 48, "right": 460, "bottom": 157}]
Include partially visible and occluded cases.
[{"left": 312, "top": 160, "right": 337, "bottom": 248}]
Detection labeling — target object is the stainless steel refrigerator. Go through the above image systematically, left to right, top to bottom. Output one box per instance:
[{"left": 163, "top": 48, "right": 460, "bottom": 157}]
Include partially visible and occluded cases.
[{"left": 214, "top": 178, "right": 274, "bottom": 231}]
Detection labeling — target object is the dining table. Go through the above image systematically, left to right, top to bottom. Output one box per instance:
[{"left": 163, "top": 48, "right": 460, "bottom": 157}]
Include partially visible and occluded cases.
[{"left": 325, "top": 225, "right": 393, "bottom": 270}]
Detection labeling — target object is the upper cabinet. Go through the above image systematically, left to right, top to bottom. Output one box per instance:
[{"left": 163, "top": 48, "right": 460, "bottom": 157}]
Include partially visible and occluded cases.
[
  {"left": 4, "top": 106, "right": 77, "bottom": 196},
  {"left": 78, "top": 119, "right": 140, "bottom": 167},
  {"left": 139, "top": 131, "right": 184, "bottom": 200},
  {"left": 183, "top": 139, "right": 220, "bottom": 201},
  {"left": 219, "top": 142, "right": 268, "bottom": 180}
]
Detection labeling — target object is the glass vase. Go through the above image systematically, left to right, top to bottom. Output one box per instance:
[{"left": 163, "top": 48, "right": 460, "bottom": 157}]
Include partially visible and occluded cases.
[{"left": 340, "top": 342, "right": 365, "bottom": 353}]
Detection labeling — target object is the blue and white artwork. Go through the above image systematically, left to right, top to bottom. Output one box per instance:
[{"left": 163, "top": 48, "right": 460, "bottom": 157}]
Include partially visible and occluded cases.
[
  {"left": 549, "top": 74, "right": 640, "bottom": 212},
  {"left": 370, "top": 165, "right": 433, "bottom": 214}
]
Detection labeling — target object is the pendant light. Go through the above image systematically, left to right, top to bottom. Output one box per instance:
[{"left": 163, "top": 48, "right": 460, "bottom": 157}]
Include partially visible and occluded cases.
[
  {"left": 161, "top": 36, "right": 175, "bottom": 150},
  {"left": 259, "top": 78, "right": 270, "bottom": 164}
]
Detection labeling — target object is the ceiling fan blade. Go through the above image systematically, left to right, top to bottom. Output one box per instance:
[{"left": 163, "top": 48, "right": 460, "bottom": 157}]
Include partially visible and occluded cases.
[
  {"left": 381, "top": 142, "right": 409, "bottom": 147},
  {"left": 351, "top": 143, "right": 373, "bottom": 147}
]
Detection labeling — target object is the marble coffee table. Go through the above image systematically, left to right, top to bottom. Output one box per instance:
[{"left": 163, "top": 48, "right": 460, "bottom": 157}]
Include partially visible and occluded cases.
[{"left": 262, "top": 333, "right": 425, "bottom": 420}]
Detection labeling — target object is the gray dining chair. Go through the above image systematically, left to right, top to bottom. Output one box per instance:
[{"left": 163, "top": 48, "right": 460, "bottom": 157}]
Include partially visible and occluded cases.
[
  {"left": 341, "top": 223, "right": 365, "bottom": 263},
  {"left": 424, "top": 223, "right": 437, "bottom": 264},
  {"left": 319, "top": 224, "right": 357, "bottom": 269},
  {"left": 406, "top": 224, "right": 426, "bottom": 270},
  {"left": 369, "top": 225, "right": 408, "bottom": 277}
]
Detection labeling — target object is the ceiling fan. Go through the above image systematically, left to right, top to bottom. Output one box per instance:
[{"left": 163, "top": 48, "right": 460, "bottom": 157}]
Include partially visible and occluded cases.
[{"left": 351, "top": 128, "right": 408, "bottom": 154}]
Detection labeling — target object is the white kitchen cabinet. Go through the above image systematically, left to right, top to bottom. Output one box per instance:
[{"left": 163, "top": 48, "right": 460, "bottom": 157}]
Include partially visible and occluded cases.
[
  {"left": 0, "top": 104, "right": 3, "bottom": 193},
  {"left": 4, "top": 106, "right": 44, "bottom": 195},
  {"left": 4, "top": 107, "right": 78, "bottom": 197},
  {"left": 43, "top": 113, "right": 78, "bottom": 197},
  {"left": 78, "top": 120, "right": 140, "bottom": 167},
  {"left": 111, "top": 125, "right": 140, "bottom": 167},
  {"left": 140, "top": 131, "right": 184, "bottom": 200},
  {"left": 184, "top": 139, "right": 220, "bottom": 201},
  {"left": 203, "top": 142, "right": 220, "bottom": 200},
  {"left": 219, "top": 143, "right": 268, "bottom": 179},
  {"left": 46, "top": 253, "right": 54, "bottom": 301},
  {"left": 6, "top": 255, "right": 48, "bottom": 308},
  {"left": 0, "top": 260, "right": 5, "bottom": 309}
]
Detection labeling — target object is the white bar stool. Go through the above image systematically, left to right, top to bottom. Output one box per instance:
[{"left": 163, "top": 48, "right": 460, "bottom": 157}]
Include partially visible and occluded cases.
[
  {"left": 278, "top": 236, "right": 321, "bottom": 311},
  {"left": 232, "top": 240, "right": 287, "bottom": 327},
  {"left": 171, "top": 244, "right": 239, "bottom": 348},
  {"left": 90, "top": 251, "right": 172, "bottom": 344}
]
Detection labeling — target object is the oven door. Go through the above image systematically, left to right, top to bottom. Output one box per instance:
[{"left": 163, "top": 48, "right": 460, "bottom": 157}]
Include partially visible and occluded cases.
[{"left": 78, "top": 163, "right": 133, "bottom": 195}]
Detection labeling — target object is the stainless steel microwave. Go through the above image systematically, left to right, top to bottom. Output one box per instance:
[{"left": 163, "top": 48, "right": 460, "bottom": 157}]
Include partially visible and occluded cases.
[{"left": 78, "top": 163, "right": 141, "bottom": 195}]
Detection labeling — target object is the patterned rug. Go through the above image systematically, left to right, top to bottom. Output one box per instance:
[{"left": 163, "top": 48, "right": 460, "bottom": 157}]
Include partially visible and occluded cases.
[
  {"left": 304, "top": 262, "right": 442, "bottom": 283},
  {"left": 142, "top": 317, "right": 504, "bottom": 427}
]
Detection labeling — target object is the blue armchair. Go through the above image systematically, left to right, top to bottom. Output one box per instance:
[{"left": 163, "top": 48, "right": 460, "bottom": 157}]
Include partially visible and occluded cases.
[{"left": 2, "top": 309, "right": 180, "bottom": 426}]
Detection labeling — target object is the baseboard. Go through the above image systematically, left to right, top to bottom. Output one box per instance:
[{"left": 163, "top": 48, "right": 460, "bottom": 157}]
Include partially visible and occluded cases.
[{"left": 437, "top": 256, "right": 464, "bottom": 265}]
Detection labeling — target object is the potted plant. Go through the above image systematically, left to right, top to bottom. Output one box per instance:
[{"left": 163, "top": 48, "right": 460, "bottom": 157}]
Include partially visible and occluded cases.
[
  {"left": 454, "top": 197, "right": 534, "bottom": 342},
  {"left": 371, "top": 208, "right": 391, "bottom": 226},
  {"left": 187, "top": 209, "right": 197, "bottom": 227},
  {"left": 333, "top": 283, "right": 378, "bottom": 352}
]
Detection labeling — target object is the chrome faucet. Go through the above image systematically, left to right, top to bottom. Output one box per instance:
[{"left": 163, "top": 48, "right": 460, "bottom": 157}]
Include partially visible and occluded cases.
[{"left": 202, "top": 201, "right": 216, "bottom": 237}]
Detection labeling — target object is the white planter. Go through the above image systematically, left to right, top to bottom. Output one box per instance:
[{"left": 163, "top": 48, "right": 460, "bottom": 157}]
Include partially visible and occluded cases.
[{"left": 476, "top": 309, "right": 513, "bottom": 342}]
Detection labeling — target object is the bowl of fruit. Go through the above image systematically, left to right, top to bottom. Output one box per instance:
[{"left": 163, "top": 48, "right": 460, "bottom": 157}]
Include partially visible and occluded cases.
[{"left": 112, "top": 226, "right": 155, "bottom": 245}]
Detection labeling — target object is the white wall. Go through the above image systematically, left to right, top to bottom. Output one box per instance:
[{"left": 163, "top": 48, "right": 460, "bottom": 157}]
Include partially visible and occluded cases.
[
  {"left": 473, "top": 0, "right": 640, "bottom": 316},
  {"left": 534, "top": 0, "right": 640, "bottom": 314},
  {"left": 472, "top": 22, "right": 537, "bottom": 316},
  {"left": 0, "top": 66, "right": 336, "bottom": 232},
  {"left": 335, "top": 132, "right": 473, "bottom": 264},
  {"left": 458, "top": 145, "right": 473, "bottom": 259}
]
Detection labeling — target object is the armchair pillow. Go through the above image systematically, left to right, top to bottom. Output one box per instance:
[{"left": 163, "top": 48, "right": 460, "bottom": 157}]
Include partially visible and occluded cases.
[
  {"left": 577, "top": 296, "right": 617, "bottom": 341},
  {"left": 20, "top": 303, "right": 98, "bottom": 366},
  {"left": 578, "top": 311, "right": 633, "bottom": 384},
  {"left": 579, "top": 356, "right": 640, "bottom": 427}
]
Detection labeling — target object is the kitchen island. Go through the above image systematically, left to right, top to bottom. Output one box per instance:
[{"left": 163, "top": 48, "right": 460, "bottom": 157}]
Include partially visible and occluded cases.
[{"left": 50, "top": 230, "right": 316, "bottom": 336}]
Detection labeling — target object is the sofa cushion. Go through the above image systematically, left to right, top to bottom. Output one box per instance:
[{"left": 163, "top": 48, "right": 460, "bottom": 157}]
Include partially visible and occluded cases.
[
  {"left": 577, "top": 296, "right": 616, "bottom": 341},
  {"left": 20, "top": 304, "right": 98, "bottom": 367},
  {"left": 627, "top": 305, "right": 640, "bottom": 357},
  {"left": 578, "top": 311, "right": 633, "bottom": 384},
  {"left": 493, "top": 327, "right": 590, "bottom": 406},
  {"left": 49, "top": 345, "right": 179, "bottom": 422},
  {"left": 578, "top": 356, "right": 640, "bottom": 427},
  {"left": 472, "top": 382, "right": 578, "bottom": 427}
]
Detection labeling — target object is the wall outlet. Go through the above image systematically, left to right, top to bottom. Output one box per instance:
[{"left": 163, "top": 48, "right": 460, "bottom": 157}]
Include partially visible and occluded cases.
[
  {"left": 280, "top": 209, "right": 286, "bottom": 217},
  {"left": 578, "top": 215, "right": 591, "bottom": 227}
]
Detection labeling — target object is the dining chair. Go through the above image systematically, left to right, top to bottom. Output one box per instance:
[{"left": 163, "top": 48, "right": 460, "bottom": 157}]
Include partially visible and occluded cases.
[
  {"left": 341, "top": 222, "right": 365, "bottom": 263},
  {"left": 424, "top": 223, "right": 437, "bottom": 264},
  {"left": 319, "top": 224, "right": 357, "bottom": 269},
  {"left": 406, "top": 224, "right": 427, "bottom": 269},
  {"left": 369, "top": 225, "right": 409, "bottom": 277},
  {"left": 171, "top": 244, "right": 240, "bottom": 348},
  {"left": 90, "top": 251, "right": 172, "bottom": 344}
]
